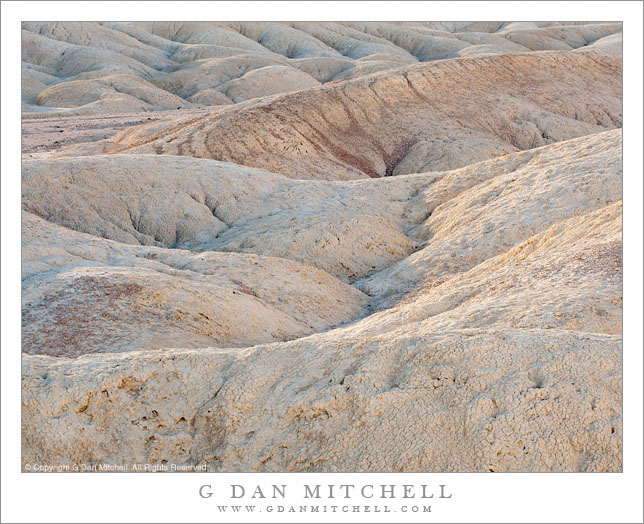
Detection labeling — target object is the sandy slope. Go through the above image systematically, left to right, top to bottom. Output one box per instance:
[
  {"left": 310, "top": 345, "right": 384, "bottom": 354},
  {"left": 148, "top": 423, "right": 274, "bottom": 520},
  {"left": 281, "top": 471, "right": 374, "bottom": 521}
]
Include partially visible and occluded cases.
[
  {"left": 21, "top": 22, "right": 623, "bottom": 473},
  {"left": 22, "top": 22, "right": 621, "bottom": 116},
  {"left": 22, "top": 49, "right": 621, "bottom": 180},
  {"left": 77, "top": 51, "right": 622, "bottom": 180},
  {"left": 22, "top": 131, "right": 622, "bottom": 471},
  {"left": 22, "top": 212, "right": 368, "bottom": 357}
]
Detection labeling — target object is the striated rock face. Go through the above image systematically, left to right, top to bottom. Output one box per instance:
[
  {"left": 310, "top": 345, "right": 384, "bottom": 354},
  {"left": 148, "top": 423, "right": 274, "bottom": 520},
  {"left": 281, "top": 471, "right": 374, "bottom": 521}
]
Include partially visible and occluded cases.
[{"left": 22, "top": 130, "right": 622, "bottom": 471}]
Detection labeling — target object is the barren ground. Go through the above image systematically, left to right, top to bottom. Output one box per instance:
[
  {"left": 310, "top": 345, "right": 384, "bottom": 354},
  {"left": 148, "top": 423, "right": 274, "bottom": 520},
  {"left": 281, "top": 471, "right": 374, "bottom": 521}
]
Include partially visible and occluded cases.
[{"left": 21, "top": 22, "right": 623, "bottom": 473}]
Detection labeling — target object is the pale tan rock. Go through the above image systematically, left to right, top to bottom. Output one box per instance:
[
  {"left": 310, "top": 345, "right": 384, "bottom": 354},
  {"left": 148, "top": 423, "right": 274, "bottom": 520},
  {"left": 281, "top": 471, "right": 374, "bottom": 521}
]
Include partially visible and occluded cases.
[
  {"left": 22, "top": 21, "right": 176, "bottom": 70},
  {"left": 340, "top": 21, "right": 470, "bottom": 60},
  {"left": 22, "top": 22, "right": 622, "bottom": 114},
  {"left": 134, "top": 22, "right": 268, "bottom": 53},
  {"left": 222, "top": 22, "right": 343, "bottom": 59},
  {"left": 20, "top": 23, "right": 623, "bottom": 473},
  {"left": 498, "top": 23, "right": 623, "bottom": 52},
  {"left": 21, "top": 29, "right": 159, "bottom": 80},
  {"left": 574, "top": 32, "right": 622, "bottom": 57},
  {"left": 114, "top": 51, "right": 621, "bottom": 180},
  {"left": 151, "top": 54, "right": 291, "bottom": 100},
  {"left": 289, "top": 56, "right": 354, "bottom": 82},
  {"left": 218, "top": 65, "right": 320, "bottom": 103},
  {"left": 35, "top": 74, "right": 191, "bottom": 111},
  {"left": 21, "top": 75, "right": 48, "bottom": 104},
  {"left": 359, "top": 130, "right": 622, "bottom": 299},
  {"left": 22, "top": 131, "right": 622, "bottom": 471},
  {"left": 392, "top": 133, "right": 518, "bottom": 175},
  {"left": 21, "top": 154, "right": 427, "bottom": 281},
  {"left": 356, "top": 201, "right": 622, "bottom": 336},
  {"left": 22, "top": 212, "right": 368, "bottom": 357},
  {"left": 22, "top": 327, "right": 621, "bottom": 472}
]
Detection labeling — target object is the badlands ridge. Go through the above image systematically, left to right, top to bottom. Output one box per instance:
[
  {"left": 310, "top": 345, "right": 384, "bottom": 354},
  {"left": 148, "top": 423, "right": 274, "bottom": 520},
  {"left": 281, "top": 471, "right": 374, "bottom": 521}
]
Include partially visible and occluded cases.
[{"left": 22, "top": 22, "right": 622, "bottom": 472}]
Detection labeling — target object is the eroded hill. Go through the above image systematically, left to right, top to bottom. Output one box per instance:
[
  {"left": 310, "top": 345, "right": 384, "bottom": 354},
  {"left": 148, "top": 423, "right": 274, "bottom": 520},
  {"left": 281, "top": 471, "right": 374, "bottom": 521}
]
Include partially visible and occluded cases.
[
  {"left": 22, "top": 21, "right": 621, "bottom": 116},
  {"left": 21, "top": 22, "right": 623, "bottom": 473},
  {"left": 49, "top": 51, "right": 622, "bottom": 181},
  {"left": 22, "top": 131, "right": 622, "bottom": 471}
]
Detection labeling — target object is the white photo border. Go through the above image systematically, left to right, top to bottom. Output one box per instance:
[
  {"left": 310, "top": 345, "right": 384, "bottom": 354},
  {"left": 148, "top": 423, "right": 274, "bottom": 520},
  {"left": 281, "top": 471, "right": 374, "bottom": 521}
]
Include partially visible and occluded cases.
[{"left": 2, "top": 2, "right": 642, "bottom": 523}]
